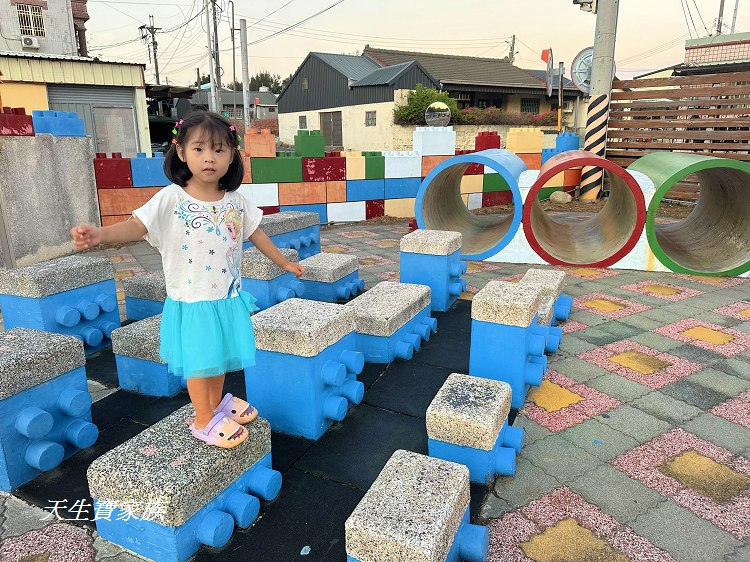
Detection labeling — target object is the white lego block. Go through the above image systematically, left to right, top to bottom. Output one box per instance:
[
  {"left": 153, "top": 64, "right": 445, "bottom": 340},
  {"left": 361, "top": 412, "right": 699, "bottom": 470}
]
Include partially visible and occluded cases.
[
  {"left": 412, "top": 127, "right": 456, "bottom": 156},
  {"left": 383, "top": 151, "right": 422, "bottom": 178},
  {"left": 238, "top": 183, "right": 279, "bottom": 207},
  {"left": 467, "top": 193, "right": 483, "bottom": 210},
  {"left": 327, "top": 201, "right": 366, "bottom": 223}
]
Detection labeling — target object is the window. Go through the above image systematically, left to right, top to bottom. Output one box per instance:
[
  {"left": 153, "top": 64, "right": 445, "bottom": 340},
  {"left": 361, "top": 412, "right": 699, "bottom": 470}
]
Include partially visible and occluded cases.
[
  {"left": 17, "top": 4, "right": 45, "bottom": 37},
  {"left": 301, "top": 77, "right": 308, "bottom": 90},
  {"left": 520, "top": 98, "right": 540, "bottom": 114},
  {"left": 268, "top": 107, "right": 275, "bottom": 113},
  {"left": 365, "top": 110, "right": 376, "bottom": 127},
  {"left": 299, "top": 116, "right": 307, "bottom": 129}
]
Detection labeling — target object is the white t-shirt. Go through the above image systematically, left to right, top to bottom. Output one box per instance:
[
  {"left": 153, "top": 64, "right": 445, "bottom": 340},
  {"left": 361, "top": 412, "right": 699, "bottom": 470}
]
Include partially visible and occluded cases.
[{"left": 133, "top": 184, "right": 263, "bottom": 303}]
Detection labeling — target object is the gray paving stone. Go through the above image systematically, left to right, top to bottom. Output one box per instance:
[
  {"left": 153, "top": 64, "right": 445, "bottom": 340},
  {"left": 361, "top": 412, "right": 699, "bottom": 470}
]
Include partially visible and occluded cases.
[
  {"left": 638, "top": 308, "right": 687, "bottom": 325},
  {"left": 566, "top": 309, "right": 610, "bottom": 327},
  {"left": 617, "top": 313, "right": 665, "bottom": 331},
  {"left": 597, "top": 320, "right": 648, "bottom": 340},
  {"left": 574, "top": 327, "right": 624, "bottom": 346},
  {"left": 630, "top": 332, "right": 685, "bottom": 352},
  {"left": 554, "top": 336, "right": 597, "bottom": 356},
  {"left": 669, "top": 344, "right": 728, "bottom": 367},
  {"left": 547, "top": 357, "right": 611, "bottom": 383},
  {"left": 712, "top": 357, "right": 750, "bottom": 382},
  {"left": 688, "top": 368, "right": 750, "bottom": 397},
  {"left": 587, "top": 372, "right": 652, "bottom": 403},
  {"left": 662, "top": 378, "right": 733, "bottom": 410},
  {"left": 87, "top": 379, "right": 117, "bottom": 403},
  {"left": 632, "top": 391, "right": 704, "bottom": 426},
  {"left": 597, "top": 405, "right": 673, "bottom": 442},
  {"left": 682, "top": 412, "right": 750, "bottom": 456},
  {"left": 511, "top": 413, "right": 552, "bottom": 446},
  {"left": 560, "top": 418, "right": 639, "bottom": 461},
  {"left": 521, "top": 433, "right": 601, "bottom": 481},
  {"left": 487, "top": 458, "right": 562, "bottom": 513},
  {"left": 568, "top": 464, "right": 665, "bottom": 524},
  {"left": 476, "top": 494, "right": 510, "bottom": 522},
  {"left": 0, "top": 495, "right": 49, "bottom": 539},
  {"left": 630, "top": 501, "right": 741, "bottom": 562},
  {"left": 93, "top": 532, "right": 135, "bottom": 559},
  {"left": 724, "top": 543, "right": 750, "bottom": 562}
]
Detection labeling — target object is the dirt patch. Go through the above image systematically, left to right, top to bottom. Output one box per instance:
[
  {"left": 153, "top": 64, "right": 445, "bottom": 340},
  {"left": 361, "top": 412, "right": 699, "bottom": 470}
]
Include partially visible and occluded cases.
[{"left": 471, "top": 199, "right": 694, "bottom": 219}]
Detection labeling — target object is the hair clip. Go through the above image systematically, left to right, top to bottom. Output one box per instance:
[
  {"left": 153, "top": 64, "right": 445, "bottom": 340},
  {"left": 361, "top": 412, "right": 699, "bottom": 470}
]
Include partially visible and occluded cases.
[
  {"left": 175, "top": 119, "right": 184, "bottom": 128},
  {"left": 229, "top": 125, "right": 236, "bottom": 132},
  {"left": 172, "top": 138, "right": 177, "bottom": 144}
]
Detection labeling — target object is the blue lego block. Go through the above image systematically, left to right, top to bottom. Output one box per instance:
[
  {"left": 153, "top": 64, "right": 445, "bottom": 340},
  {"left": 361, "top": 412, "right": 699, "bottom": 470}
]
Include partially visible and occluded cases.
[
  {"left": 31, "top": 110, "right": 86, "bottom": 137},
  {"left": 556, "top": 132, "right": 580, "bottom": 152},
  {"left": 541, "top": 148, "right": 564, "bottom": 165},
  {"left": 131, "top": 152, "right": 169, "bottom": 187},
  {"left": 384, "top": 177, "right": 421, "bottom": 199},
  {"left": 347, "top": 179, "right": 385, "bottom": 202},
  {"left": 279, "top": 204, "right": 327, "bottom": 224},
  {"left": 243, "top": 224, "right": 321, "bottom": 259},
  {"left": 400, "top": 250, "right": 467, "bottom": 312},
  {"left": 299, "top": 271, "right": 365, "bottom": 303},
  {"left": 241, "top": 273, "right": 305, "bottom": 311},
  {"left": 0, "top": 280, "right": 121, "bottom": 355},
  {"left": 553, "top": 294, "right": 573, "bottom": 323},
  {"left": 124, "top": 296, "right": 164, "bottom": 321},
  {"left": 355, "top": 305, "right": 437, "bottom": 364},
  {"left": 469, "top": 318, "right": 548, "bottom": 409},
  {"left": 531, "top": 322, "right": 563, "bottom": 354},
  {"left": 245, "top": 336, "right": 365, "bottom": 440},
  {"left": 114, "top": 355, "right": 185, "bottom": 397},
  {"left": 0, "top": 367, "right": 98, "bottom": 491},
  {"left": 428, "top": 421, "right": 523, "bottom": 484},
  {"left": 94, "top": 453, "right": 280, "bottom": 562},
  {"left": 347, "top": 506, "right": 488, "bottom": 562}
]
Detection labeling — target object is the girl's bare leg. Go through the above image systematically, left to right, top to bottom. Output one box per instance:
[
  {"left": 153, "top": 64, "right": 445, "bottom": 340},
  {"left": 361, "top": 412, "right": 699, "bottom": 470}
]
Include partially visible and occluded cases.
[
  {"left": 208, "top": 374, "right": 226, "bottom": 409},
  {"left": 187, "top": 377, "right": 217, "bottom": 429}
]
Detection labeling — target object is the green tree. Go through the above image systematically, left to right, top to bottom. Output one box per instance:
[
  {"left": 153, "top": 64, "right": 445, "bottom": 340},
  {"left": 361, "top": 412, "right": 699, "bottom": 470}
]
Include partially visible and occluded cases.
[
  {"left": 249, "top": 70, "right": 282, "bottom": 94},
  {"left": 194, "top": 73, "right": 210, "bottom": 87},
  {"left": 281, "top": 73, "right": 294, "bottom": 90},
  {"left": 393, "top": 84, "right": 461, "bottom": 125}
]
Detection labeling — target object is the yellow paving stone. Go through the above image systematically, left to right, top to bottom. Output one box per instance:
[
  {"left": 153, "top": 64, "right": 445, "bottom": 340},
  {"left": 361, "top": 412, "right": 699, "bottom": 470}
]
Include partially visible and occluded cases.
[
  {"left": 323, "top": 246, "right": 350, "bottom": 254},
  {"left": 359, "top": 258, "right": 380, "bottom": 266},
  {"left": 568, "top": 267, "right": 602, "bottom": 278},
  {"left": 114, "top": 270, "right": 135, "bottom": 280},
  {"left": 691, "top": 275, "right": 727, "bottom": 284},
  {"left": 641, "top": 284, "right": 681, "bottom": 296},
  {"left": 459, "top": 291, "right": 475, "bottom": 301},
  {"left": 584, "top": 298, "right": 626, "bottom": 313},
  {"left": 739, "top": 308, "right": 750, "bottom": 318},
  {"left": 681, "top": 326, "right": 736, "bottom": 346},
  {"left": 609, "top": 350, "right": 671, "bottom": 375},
  {"left": 529, "top": 380, "right": 584, "bottom": 412},
  {"left": 659, "top": 450, "right": 750, "bottom": 504},
  {"left": 521, "top": 518, "right": 628, "bottom": 562}
]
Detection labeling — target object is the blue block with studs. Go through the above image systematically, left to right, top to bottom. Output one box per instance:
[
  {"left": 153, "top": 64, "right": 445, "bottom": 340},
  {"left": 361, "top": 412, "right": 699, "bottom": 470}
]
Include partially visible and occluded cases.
[
  {"left": 31, "top": 110, "right": 85, "bottom": 137},
  {"left": 555, "top": 132, "right": 580, "bottom": 152},
  {"left": 131, "top": 152, "right": 169, "bottom": 187},
  {"left": 242, "top": 210, "right": 321, "bottom": 259},
  {"left": 399, "top": 229, "right": 467, "bottom": 312},
  {"left": 240, "top": 248, "right": 304, "bottom": 311},
  {"left": 299, "top": 253, "right": 364, "bottom": 302},
  {"left": 0, "top": 255, "right": 120, "bottom": 355},
  {"left": 518, "top": 268, "right": 572, "bottom": 324},
  {"left": 122, "top": 271, "right": 166, "bottom": 321},
  {"left": 535, "top": 295, "right": 563, "bottom": 354},
  {"left": 245, "top": 299, "right": 364, "bottom": 440},
  {"left": 0, "top": 328, "right": 98, "bottom": 491},
  {"left": 88, "top": 405, "right": 281, "bottom": 562}
]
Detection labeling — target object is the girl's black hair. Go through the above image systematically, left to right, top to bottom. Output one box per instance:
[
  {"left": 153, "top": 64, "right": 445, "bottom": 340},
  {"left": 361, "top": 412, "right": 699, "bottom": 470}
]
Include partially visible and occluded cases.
[{"left": 163, "top": 110, "right": 244, "bottom": 192}]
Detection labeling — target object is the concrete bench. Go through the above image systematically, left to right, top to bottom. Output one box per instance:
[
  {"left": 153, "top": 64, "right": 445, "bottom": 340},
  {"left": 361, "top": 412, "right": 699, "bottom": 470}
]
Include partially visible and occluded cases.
[
  {"left": 244, "top": 211, "right": 321, "bottom": 259},
  {"left": 241, "top": 248, "right": 303, "bottom": 311},
  {"left": 299, "top": 253, "right": 364, "bottom": 302},
  {"left": 0, "top": 255, "right": 119, "bottom": 354},
  {"left": 519, "top": 268, "right": 572, "bottom": 322},
  {"left": 122, "top": 270, "right": 166, "bottom": 321},
  {"left": 536, "top": 295, "right": 562, "bottom": 353},
  {"left": 246, "top": 298, "right": 364, "bottom": 439},
  {"left": 0, "top": 328, "right": 97, "bottom": 491},
  {"left": 87, "top": 405, "right": 280, "bottom": 562}
]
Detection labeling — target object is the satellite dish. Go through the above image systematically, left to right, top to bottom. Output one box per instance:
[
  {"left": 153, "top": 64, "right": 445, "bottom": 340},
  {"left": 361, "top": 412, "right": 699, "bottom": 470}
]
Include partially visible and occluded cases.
[
  {"left": 571, "top": 47, "right": 616, "bottom": 95},
  {"left": 425, "top": 101, "right": 451, "bottom": 127}
]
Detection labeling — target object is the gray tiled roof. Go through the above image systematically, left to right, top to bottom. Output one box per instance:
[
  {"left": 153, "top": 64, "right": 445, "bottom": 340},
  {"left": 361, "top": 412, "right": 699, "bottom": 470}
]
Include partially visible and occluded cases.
[
  {"left": 313, "top": 52, "right": 381, "bottom": 80},
  {"left": 351, "top": 61, "right": 428, "bottom": 87},
  {"left": 525, "top": 69, "right": 580, "bottom": 92}
]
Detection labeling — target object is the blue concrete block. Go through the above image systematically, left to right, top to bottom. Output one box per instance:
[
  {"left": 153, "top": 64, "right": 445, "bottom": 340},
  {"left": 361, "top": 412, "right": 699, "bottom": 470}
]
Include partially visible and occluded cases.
[
  {"left": 31, "top": 110, "right": 85, "bottom": 137},
  {"left": 556, "top": 132, "right": 580, "bottom": 152},
  {"left": 541, "top": 148, "right": 564, "bottom": 165},
  {"left": 131, "top": 152, "right": 169, "bottom": 187},
  {"left": 384, "top": 177, "right": 421, "bottom": 199},
  {"left": 346, "top": 179, "right": 386, "bottom": 201},
  {"left": 279, "top": 204, "right": 327, "bottom": 224},
  {"left": 243, "top": 224, "right": 321, "bottom": 259},
  {"left": 400, "top": 250, "right": 467, "bottom": 312},
  {"left": 299, "top": 271, "right": 365, "bottom": 303},
  {"left": 241, "top": 273, "right": 305, "bottom": 311},
  {"left": 0, "top": 280, "right": 120, "bottom": 355},
  {"left": 553, "top": 294, "right": 573, "bottom": 323},
  {"left": 124, "top": 296, "right": 164, "bottom": 321},
  {"left": 354, "top": 305, "right": 436, "bottom": 364},
  {"left": 469, "top": 319, "right": 548, "bottom": 409},
  {"left": 531, "top": 322, "right": 563, "bottom": 354},
  {"left": 245, "top": 335, "right": 364, "bottom": 439},
  {"left": 115, "top": 355, "right": 185, "bottom": 397},
  {"left": 0, "top": 367, "right": 97, "bottom": 491},
  {"left": 428, "top": 421, "right": 523, "bottom": 484},
  {"left": 94, "top": 453, "right": 279, "bottom": 562}
]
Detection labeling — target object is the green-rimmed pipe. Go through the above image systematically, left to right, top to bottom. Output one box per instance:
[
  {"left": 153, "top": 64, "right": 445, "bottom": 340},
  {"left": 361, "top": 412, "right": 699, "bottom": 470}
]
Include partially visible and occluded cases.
[{"left": 629, "top": 153, "right": 750, "bottom": 276}]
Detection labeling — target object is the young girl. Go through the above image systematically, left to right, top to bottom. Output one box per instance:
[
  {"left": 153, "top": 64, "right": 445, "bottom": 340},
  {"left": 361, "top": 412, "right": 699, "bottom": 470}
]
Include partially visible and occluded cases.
[{"left": 71, "top": 111, "right": 304, "bottom": 449}]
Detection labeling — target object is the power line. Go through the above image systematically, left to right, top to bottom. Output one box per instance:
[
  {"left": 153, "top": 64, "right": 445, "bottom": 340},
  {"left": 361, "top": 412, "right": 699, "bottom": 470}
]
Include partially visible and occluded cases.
[
  {"left": 246, "top": 0, "right": 297, "bottom": 30},
  {"left": 680, "top": 0, "right": 695, "bottom": 38},
  {"left": 691, "top": 0, "right": 711, "bottom": 35}
]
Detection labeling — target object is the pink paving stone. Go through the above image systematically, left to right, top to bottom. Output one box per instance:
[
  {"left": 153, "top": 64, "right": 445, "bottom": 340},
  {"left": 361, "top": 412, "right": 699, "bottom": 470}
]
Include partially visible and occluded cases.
[
  {"left": 339, "top": 230, "right": 378, "bottom": 238},
  {"left": 365, "top": 238, "right": 400, "bottom": 249},
  {"left": 321, "top": 243, "right": 358, "bottom": 254},
  {"left": 356, "top": 255, "right": 396, "bottom": 268},
  {"left": 464, "top": 261, "right": 501, "bottom": 274},
  {"left": 561, "top": 267, "right": 622, "bottom": 280},
  {"left": 376, "top": 270, "right": 399, "bottom": 282},
  {"left": 499, "top": 273, "right": 524, "bottom": 283},
  {"left": 673, "top": 273, "right": 748, "bottom": 288},
  {"left": 619, "top": 280, "right": 704, "bottom": 301},
  {"left": 573, "top": 292, "right": 652, "bottom": 319},
  {"left": 714, "top": 301, "right": 750, "bottom": 321},
  {"left": 653, "top": 318, "right": 750, "bottom": 356},
  {"left": 561, "top": 319, "right": 588, "bottom": 334},
  {"left": 577, "top": 339, "right": 704, "bottom": 388},
  {"left": 522, "top": 370, "right": 621, "bottom": 432},
  {"left": 711, "top": 390, "right": 750, "bottom": 430},
  {"left": 610, "top": 428, "right": 750, "bottom": 539},
  {"left": 487, "top": 511, "right": 539, "bottom": 562},
  {"left": 0, "top": 523, "right": 95, "bottom": 562}
]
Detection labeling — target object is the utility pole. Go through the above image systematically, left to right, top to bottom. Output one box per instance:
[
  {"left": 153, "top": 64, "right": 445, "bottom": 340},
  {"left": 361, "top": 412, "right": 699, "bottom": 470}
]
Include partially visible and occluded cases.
[
  {"left": 204, "top": 0, "right": 218, "bottom": 112},
  {"left": 212, "top": 0, "right": 223, "bottom": 111},
  {"left": 229, "top": 0, "right": 237, "bottom": 118},
  {"left": 717, "top": 0, "right": 726, "bottom": 34},
  {"left": 731, "top": 0, "right": 740, "bottom": 34},
  {"left": 139, "top": 15, "right": 161, "bottom": 84},
  {"left": 240, "top": 18, "right": 252, "bottom": 131},
  {"left": 508, "top": 35, "right": 516, "bottom": 63},
  {"left": 196, "top": 67, "right": 201, "bottom": 88}
]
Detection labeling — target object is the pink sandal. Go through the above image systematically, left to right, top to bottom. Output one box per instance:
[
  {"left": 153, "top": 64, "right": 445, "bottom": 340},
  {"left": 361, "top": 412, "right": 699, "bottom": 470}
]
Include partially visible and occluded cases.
[
  {"left": 215, "top": 393, "right": 258, "bottom": 425},
  {"left": 191, "top": 412, "right": 248, "bottom": 448}
]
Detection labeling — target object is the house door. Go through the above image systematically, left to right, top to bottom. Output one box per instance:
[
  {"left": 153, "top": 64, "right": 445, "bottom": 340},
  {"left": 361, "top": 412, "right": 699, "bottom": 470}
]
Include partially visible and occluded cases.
[{"left": 319, "top": 111, "right": 342, "bottom": 146}]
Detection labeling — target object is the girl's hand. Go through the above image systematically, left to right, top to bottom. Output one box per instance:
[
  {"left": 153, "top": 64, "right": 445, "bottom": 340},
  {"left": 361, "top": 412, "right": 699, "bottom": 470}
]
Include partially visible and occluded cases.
[
  {"left": 70, "top": 225, "right": 102, "bottom": 250},
  {"left": 283, "top": 261, "right": 305, "bottom": 277}
]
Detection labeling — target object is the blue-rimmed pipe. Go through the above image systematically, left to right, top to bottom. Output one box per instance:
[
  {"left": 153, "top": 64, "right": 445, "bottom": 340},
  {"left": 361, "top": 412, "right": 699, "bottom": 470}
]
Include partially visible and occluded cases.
[
  {"left": 416, "top": 149, "right": 526, "bottom": 260},
  {"left": 289, "top": 280, "right": 305, "bottom": 297},
  {"left": 337, "top": 285, "right": 352, "bottom": 300},
  {"left": 275, "top": 287, "right": 294, "bottom": 303},
  {"left": 554, "top": 295, "right": 573, "bottom": 321},
  {"left": 76, "top": 300, "right": 100, "bottom": 321},
  {"left": 421, "top": 317, "right": 438, "bottom": 334},
  {"left": 97, "top": 321, "right": 119, "bottom": 339},
  {"left": 414, "top": 323, "right": 431, "bottom": 342},
  {"left": 79, "top": 326, "right": 103, "bottom": 347},
  {"left": 404, "top": 333, "right": 421, "bottom": 352},
  {"left": 526, "top": 333, "right": 546, "bottom": 357}
]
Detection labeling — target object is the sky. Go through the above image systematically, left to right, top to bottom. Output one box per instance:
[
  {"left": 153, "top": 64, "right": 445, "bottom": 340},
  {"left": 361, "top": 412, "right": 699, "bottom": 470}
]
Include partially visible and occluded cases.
[{"left": 85, "top": 0, "right": 750, "bottom": 86}]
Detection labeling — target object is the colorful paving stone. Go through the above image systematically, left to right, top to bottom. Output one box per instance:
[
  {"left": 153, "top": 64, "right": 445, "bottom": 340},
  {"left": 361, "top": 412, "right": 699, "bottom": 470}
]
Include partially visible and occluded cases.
[
  {"left": 339, "top": 230, "right": 377, "bottom": 238},
  {"left": 365, "top": 238, "right": 400, "bottom": 249},
  {"left": 322, "top": 243, "right": 359, "bottom": 254},
  {"left": 108, "top": 253, "right": 137, "bottom": 263},
  {"left": 357, "top": 255, "right": 396, "bottom": 268},
  {"left": 465, "top": 261, "right": 502, "bottom": 274},
  {"left": 563, "top": 267, "right": 622, "bottom": 281},
  {"left": 376, "top": 270, "right": 399, "bottom": 282},
  {"left": 499, "top": 273, "right": 524, "bottom": 283},
  {"left": 673, "top": 273, "right": 748, "bottom": 289},
  {"left": 620, "top": 280, "right": 703, "bottom": 301},
  {"left": 574, "top": 293, "right": 652, "bottom": 319},
  {"left": 715, "top": 301, "right": 750, "bottom": 321},
  {"left": 654, "top": 319, "right": 750, "bottom": 356},
  {"left": 561, "top": 320, "right": 588, "bottom": 334},
  {"left": 578, "top": 340, "right": 703, "bottom": 388},
  {"left": 523, "top": 370, "right": 621, "bottom": 432},
  {"left": 711, "top": 390, "right": 750, "bottom": 430},
  {"left": 611, "top": 428, "right": 750, "bottom": 539},
  {"left": 487, "top": 487, "right": 676, "bottom": 562},
  {"left": 0, "top": 523, "right": 95, "bottom": 561}
]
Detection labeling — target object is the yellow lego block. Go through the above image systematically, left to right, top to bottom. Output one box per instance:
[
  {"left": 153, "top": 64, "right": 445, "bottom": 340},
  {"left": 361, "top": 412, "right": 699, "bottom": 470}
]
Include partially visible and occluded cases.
[
  {"left": 506, "top": 128, "right": 544, "bottom": 154},
  {"left": 341, "top": 150, "right": 362, "bottom": 157},
  {"left": 346, "top": 156, "right": 366, "bottom": 180},
  {"left": 541, "top": 172, "right": 567, "bottom": 188},
  {"left": 460, "top": 175, "right": 483, "bottom": 194},
  {"left": 384, "top": 198, "right": 416, "bottom": 218}
]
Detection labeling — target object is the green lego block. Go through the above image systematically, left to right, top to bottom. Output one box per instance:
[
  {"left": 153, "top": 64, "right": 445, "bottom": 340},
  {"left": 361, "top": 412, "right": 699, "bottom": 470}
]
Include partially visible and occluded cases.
[
  {"left": 294, "top": 129, "right": 325, "bottom": 158},
  {"left": 364, "top": 153, "right": 385, "bottom": 179},
  {"left": 251, "top": 155, "right": 303, "bottom": 183},
  {"left": 482, "top": 173, "right": 510, "bottom": 193},
  {"left": 538, "top": 186, "right": 563, "bottom": 200}
]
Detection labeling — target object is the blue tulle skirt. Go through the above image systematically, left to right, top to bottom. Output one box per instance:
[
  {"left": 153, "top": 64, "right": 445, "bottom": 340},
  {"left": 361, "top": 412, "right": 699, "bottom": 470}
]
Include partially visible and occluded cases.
[{"left": 160, "top": 290, "right": 260, "bottom": 379}]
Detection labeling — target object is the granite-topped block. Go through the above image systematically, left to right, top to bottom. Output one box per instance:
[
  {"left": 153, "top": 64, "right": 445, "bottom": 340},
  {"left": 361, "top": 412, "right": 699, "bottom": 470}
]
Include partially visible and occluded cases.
[
  {"left": 259, "top": 211, "right": 319, "bottom": 237},
  {"left": 400, "top": 230, "right": 462, "bottom": 256},
  {"left": 241, "top": 248, "right": 299, "bottom": 280},
  {"left": 300, "top": 253, "right": 358, "bottom": 283},
  {"left": 0, "top": 255, "right": 114, "bottom": 298},
  {"left": 520, "top": 268, "right": 566, "bottom": 298},
  {"left": 122, "top": 271, "right": 167, "bottom": 302},
  {"left": 472, "top": 280, "right": 541, "bottom": 327},
  {"left": 346, "top": 281, "right": 431, "bottom": 336},
  {"left": 538, "top": 296, "right": 555, "bottom": 326},
  {"left": 252, "top": 298, "right": 355, "bottom": 356},
  {"left": 110, "top": 315, "right": 162, "bottom": 364},
  {"left": 0, "top": 328, "right": 85, "bottom": 399},
  {"left": 426, "top": 373, "right": 512, "bottom": 451},
  {"left": 87, "top": 405, "right": 271, "bottom": 527},
  {"left": 345, "top": 450, "right": 470, "bottom": 562}
]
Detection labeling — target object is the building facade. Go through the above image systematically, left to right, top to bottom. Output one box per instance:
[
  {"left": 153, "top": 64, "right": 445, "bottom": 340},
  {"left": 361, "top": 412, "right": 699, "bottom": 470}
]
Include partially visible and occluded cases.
[{"left": 0, "top": 0, "right": 84, "bottom": 56}]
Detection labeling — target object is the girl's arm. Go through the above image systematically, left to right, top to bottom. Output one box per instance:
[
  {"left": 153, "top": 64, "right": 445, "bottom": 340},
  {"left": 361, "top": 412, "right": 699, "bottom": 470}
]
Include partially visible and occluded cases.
[
  {"left": 70, "top": 216, "right": 148, "bottom": 250},
  {"left": 248, "top": 227, "right": 304, "bottom": 277}
]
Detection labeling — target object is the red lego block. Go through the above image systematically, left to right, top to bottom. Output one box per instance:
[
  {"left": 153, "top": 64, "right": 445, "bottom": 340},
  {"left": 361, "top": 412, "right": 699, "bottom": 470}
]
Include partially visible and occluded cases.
[
  {"left": 0, "top": 107, "right": 34, "bottom": 136},
  {"left": 244, "top": 128, "right": 276, "bottom": 158},
  {"left": 475, "top": 131, "right": 501, "bottom": 151},
  {"left": 455, "top": 149, "right": 483, "bottom": 175},
  {"left": 325, "top": 151, "right": 342, "bottom": 158},
  {"left": 94, "top": 152, "right": 133, "bottom": 189},
  {"left": 517, "top": 153, "right": 542, "bottom": 170},
  {"left": 303, "top": 157, "right": 347, "bottom": 182},
  {"left": 482, "top": 191, "right": 512, "bottom": 207},
  {"left": 366, "top": 199, "right": 385, "bottom": 220},
  {"left": 260, "top": 206, "right": 280, "bottom": 215},
  {"left": 408, "top": 218, "right": 418, "bottom": 232}
]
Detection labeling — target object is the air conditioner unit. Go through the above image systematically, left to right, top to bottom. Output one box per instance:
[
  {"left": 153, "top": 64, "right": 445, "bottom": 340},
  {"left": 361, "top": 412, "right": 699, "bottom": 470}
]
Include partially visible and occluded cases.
[{"left": 21, "top": 36, "right": 40, "bottom": 49}]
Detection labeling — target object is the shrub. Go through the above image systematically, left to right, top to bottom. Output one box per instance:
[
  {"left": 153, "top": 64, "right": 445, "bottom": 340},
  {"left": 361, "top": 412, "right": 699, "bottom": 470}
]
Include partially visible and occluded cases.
[
  {"left": 393, "top": 84, "right": 461, "bottom": 125},
  {"left": 459, "top": 107, "right": 557, "bottom": 126}
]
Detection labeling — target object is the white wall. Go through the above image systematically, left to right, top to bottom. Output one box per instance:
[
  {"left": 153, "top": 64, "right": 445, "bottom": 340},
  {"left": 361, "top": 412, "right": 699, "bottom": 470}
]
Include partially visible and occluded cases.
[{"left": 0, "top": 0, "right": 78, "bottom": 56}]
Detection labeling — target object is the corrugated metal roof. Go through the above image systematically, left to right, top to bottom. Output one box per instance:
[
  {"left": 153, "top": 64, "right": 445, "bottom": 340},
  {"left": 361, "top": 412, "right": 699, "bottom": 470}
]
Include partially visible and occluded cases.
[
  {"left": 0, "top": 50, "right": 142, "bottom": 66},
  {"left": 312, "top": 52, "right": 381, "bottom": 80},
  {"left": 351, "top": 61, "right": 416, "bottom": 86},
  {"left": 191, "top": 89, "right": 278, "bottom": 107}
]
